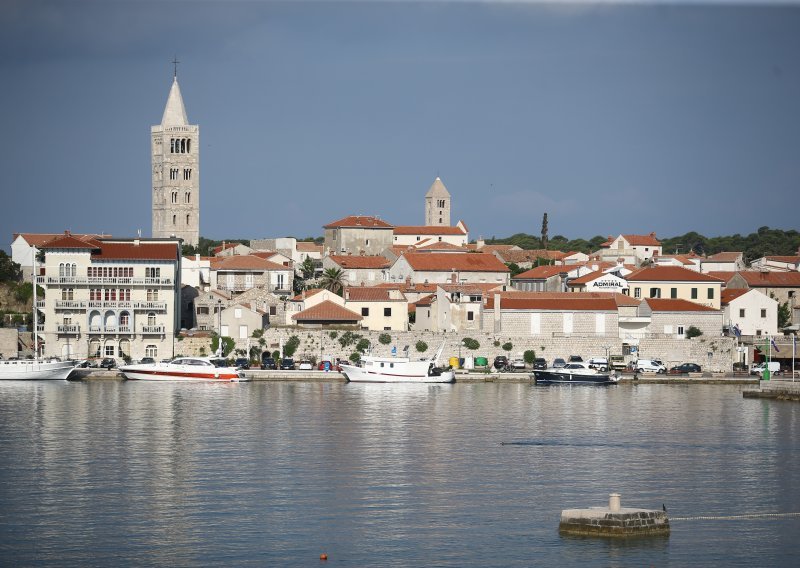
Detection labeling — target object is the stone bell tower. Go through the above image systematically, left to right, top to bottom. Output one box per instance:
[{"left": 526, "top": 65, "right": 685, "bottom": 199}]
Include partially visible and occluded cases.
[
  {"left": 151, "top": 67, "right": 199, "bottom": 246},
  {"left": 424, "top": 176, "right": 451, "bottom": 227}
]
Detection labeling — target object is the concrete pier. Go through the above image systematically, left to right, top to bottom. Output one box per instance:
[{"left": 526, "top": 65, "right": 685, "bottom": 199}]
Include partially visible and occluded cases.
[{"left": 559, "top": 494, "right": 670, "bottom": 538}]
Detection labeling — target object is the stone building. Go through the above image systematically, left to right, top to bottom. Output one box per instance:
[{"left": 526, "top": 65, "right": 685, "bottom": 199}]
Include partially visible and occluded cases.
[
  {"left": 151, "top": 74, "right": 199, "bottom": 246},
  {"left": 424, "top": 177, "right": 451, "bottom": 227},
  {"left": 323, "top": 215, "right": 394, "bottom": 256},
  {"left": 39, "top": 233, "right": 182, "bottom": 361},
  {"left": 594, "top": 233, "right": 662, "bottom": 266},
  {"left": 387, "top": 252, "right": 510, "bottom": 286},
  {"left": 210, "top": 255, "right": 294, "bottom": 297},
  {"left": 323, "top": 255, "right": 391, "bottom": 287},
  {"left": 625, "top": 265, "right": 724, "bottom": 309},
  {"left": 343, "top": 287, "right": 408, "bottom": 331},
  {"left": 721, "top": 289, "right": 778, "bottom": 337}
]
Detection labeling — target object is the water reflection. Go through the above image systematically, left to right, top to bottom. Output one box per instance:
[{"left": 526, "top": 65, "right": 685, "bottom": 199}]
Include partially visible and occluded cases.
[{"left": 0, "top": 381, "right": 798, "bottom": 566}]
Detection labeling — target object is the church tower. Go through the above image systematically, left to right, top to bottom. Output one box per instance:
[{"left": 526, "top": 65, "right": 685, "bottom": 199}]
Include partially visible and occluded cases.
[
  {"left": 151, "top": 71, "right": 199, "bottom": 246},
  {"left": 424, "top": 176, "right": 451, "bottom": 226}
]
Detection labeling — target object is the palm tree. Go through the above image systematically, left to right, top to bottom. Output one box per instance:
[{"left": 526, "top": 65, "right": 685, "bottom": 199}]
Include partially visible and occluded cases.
[{"left": 319, "top": 267, "right": 345, "bottom": 295}]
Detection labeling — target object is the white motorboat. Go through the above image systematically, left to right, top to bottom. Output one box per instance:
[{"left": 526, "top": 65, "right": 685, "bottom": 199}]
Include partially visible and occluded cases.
[
  {"left": 340, "top": 343, "right": 455, "bottom": 384},
  {"left": 120, "top": 356, "right": 248, "bottom": 382},
  {"left": 0, "top": 358, "right": 82, "bottom": 381}
]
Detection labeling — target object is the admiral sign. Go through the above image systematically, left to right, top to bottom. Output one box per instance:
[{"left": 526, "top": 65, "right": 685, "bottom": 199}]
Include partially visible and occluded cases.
[{"left": 587, "top": 274, "right": 629, "bottom": 293}]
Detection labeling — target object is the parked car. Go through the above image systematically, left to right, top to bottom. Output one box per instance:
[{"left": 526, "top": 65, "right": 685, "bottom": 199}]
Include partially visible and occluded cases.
[
  {"left": 261, "top": 355, "right": 277, "bottom": 370},
  {"left": 493, "top": 355, "right": 509, "bottom": 370},
  {"left": 568, "top": 355, "right": 583, "bottom": 363},
  {"left": 140, "top": 357, "right": 155, "bottom": 365},
  {"left": 234, "top": 357, "right": 250, "bottom": 370},
  {"left": 587, "top": 357, "right": 609, "bottom": 371},
  {"left": 99, "top": 358, "right": 116, "bottom": 369},
  {"left": 280, "top": 358, "right": 296, "bottom": 370},
  {"left": 509, "top": 358, "right": 526, "bottom": 371},
  {"left": 533, "top": 358, "right": 547, "bottom": 370},
  {"left": 552, "top": 358, "right": 567, "bottom": 368},
  {"left": 318, "top": 359, "right": 341, "bottom": 371},
  {"left": 635, "top": 359, "right": 667, "bottom": 374},
  {"left": 298, "top": 360, "right": 313, "bottom": 370},
  {"left": 750, "top": 362, "right": 780, "bottom": 377},
  {"left": 670, "top": 363, "right": 702, "bottom": 374}
]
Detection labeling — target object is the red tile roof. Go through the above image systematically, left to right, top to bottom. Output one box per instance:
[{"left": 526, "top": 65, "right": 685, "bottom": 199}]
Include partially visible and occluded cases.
[
  {"left": 324, "top": 215, "right": 393, "bottom": 229},
  {"left": 393, "top": 225, "right": 466, "bottom": 235},
  {"left": 16, "top": 232, "right": 110, "bottom": 247},
  {"left": 41, "top": 233, "right": 100, "bottom": 250},
  {"left": 601, "top": 233, "right": 661, "bottom": 247},
  {"left": 414, "top": 241, "right": 468, "bottom": 251},
  {"left": 401, "top": 252, "right": 509, "bottom": 273},
  {"left": 329, "top": 255, "right": 391, "bottom": 269},
  {"left": 513, "top": 265, "right": 567, "bottom": 279},
  {"left": 626, "top": 265, "right": 724, "bottom": 283},
  {"left": 705, "top": 271, "right": 738, "bottom": 284},
  {"left": 735, "top": 271, "right": 800, "bottom": 287},
  {"left": 345, "top": 287, "right": 405, "bottom": 302},
  {"left": 290, "top": 288, "right": 325, "bottom": 302},
  {"left": 721, "top": 289, "right": 751, "bottom": 304},
  {"left": 485, "top": 291, "right": 637, "bottom": 311},
  {"left": 645, "top": 299, "right": 718, "bottom": 312},
  {"left": 291, "top": 300, "right": 362, "bottom": 322}
]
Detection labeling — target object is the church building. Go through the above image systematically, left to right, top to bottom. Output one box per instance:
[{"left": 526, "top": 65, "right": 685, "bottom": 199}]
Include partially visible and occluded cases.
[{"left": 151, "top": 72, "right": 200, "bottom": 246}]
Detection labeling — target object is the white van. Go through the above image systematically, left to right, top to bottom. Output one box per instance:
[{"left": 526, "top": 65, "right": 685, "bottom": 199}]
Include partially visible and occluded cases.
[
  {"left": 587, "top": 357, "right": 609, "bottom": 371},
  {"left": 635, "top": 359, "right": 666, "bottom": 374},
  {"left": 750, "top": 362, "right": 780, "bottom": 377}
]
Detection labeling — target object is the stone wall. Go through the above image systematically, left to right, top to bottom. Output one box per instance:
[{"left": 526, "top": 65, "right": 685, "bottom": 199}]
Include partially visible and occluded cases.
[
  {"left": 0, "top": 328, "right": 18, "bottom": 358},
  {"left": 170, "top": 328, "right": 738, "bottom": 371}
]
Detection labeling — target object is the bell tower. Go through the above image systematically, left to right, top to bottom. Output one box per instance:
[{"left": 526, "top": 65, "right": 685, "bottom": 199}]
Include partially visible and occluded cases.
[
  {"left": 151, "top": 65, "right": 199, "bottom": 246},
  {"left": 424, "top": 176, "right": 451, "bottom": 227}
]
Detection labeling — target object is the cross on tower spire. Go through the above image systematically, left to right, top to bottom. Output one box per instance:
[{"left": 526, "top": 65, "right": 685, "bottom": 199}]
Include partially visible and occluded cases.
[{"left": 172, "top": 56, "right": 180, "bottom": 79}]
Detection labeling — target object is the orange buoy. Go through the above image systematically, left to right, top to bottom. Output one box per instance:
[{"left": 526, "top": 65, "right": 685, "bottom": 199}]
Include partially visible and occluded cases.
[{"left": 320, "top": 553, "right": 328, "bottom": 561}]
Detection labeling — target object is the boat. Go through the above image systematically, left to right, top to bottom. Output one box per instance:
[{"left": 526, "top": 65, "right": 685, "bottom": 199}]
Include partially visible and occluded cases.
[
  {"left": 0, "top": 247, "right": 83, "bottom": 381},
  {"left": 340, "top": 342, "right": 455, "bottom": 384},
  {"left": 119, "top": 356, "right": 248, "bottom": 382},
  {"left": 0, "top": 357, "right": 83, "bottom": 381},
  {"left": 531, "top": 362, "right": 620, "bottom": 385}
]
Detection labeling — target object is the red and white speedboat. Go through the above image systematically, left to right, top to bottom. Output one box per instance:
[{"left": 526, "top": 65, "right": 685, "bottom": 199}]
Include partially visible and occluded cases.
[{"left": 120, "top": 357, "right": 248, "bottom": 382}]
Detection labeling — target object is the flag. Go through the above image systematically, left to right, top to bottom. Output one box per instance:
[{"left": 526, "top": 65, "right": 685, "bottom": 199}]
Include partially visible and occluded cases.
[
  {"left": 733, "top": 324, "right": 741, "bottom": 338},
  {"left": 771, "top": 338, "right": 780, "bottom": 353}
]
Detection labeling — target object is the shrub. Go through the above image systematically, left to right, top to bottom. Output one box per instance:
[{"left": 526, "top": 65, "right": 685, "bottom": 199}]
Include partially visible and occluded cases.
[
  {"left": 686, "top": 326, "right": 703, "bottom": 339},
  {"left": 329, "top": 331, "right": 338, "bottom": 339},
  {"left": 339, "top": 331, "right": 360, "bottom": 348},
  {"left": 378, "top": 333, "right": 392, "bottom": 345},
  {"left": 284, "top": 335, "right": 301, "bottom": 357},
  {"left": 462, "top": 337, "right": 480, "bottom": 350},
  {"left": 356, "top": 338, "right": 371, "bottom": 353},
  {"left": 416, "top": 340, "right": 428, "bottom": 353},
  {"left": 493, "top": 340, "right": 500, "bottom": 347},
  {"left": 502, "top": 342, "right": 513, "bottom": 352},
  {"left": 272, "top": 350, "right": 280, "bottom": 360},
  {"left": 523, "top": 350, "right": 536, "bottom": 365},
  {"left": 349, "top": 352, "right": 361, "bottom": 363}
]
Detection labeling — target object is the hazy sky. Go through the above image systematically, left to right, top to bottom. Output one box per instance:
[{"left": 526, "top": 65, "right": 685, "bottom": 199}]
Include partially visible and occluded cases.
[{"left": 2, "top": 0, "right": 799, "bottom": 248}]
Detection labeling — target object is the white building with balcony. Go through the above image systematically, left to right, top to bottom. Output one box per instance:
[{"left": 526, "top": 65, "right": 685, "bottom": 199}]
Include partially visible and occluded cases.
[{"left": 39, "top": 233, "right": 182, "bottom": 361}]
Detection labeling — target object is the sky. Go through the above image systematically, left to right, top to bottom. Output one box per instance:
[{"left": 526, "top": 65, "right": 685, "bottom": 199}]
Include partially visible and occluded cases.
[{"left": 1, "top": 0, "right": 799, "bottom": 249}]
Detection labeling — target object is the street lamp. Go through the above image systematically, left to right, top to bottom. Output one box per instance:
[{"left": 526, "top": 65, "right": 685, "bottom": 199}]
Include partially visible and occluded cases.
[{"left": 217, "top": 299, "right": 223, "bottom": 356}]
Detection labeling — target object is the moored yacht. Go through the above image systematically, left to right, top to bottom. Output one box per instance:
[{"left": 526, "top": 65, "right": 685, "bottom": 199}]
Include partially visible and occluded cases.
[
  {"left": 340, "top": 343, "right": 455, "bottom": 384},
  {"left": 120, "top": 357, "right": 247, "bottom": 382},
  {"left": 531, "top": 362, "right": 619, "bottom": 385}
]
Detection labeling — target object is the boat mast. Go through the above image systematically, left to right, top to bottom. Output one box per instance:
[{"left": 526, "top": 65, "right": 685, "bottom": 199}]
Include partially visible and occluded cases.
[{"left": 32, "top": 246, "right": 38, "bottom": 360}]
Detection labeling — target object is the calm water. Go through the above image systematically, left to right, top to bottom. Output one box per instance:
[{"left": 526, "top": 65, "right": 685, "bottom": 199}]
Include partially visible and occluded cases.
[{"left": 1, "top": 380, "right": 799, "bottom": 567}]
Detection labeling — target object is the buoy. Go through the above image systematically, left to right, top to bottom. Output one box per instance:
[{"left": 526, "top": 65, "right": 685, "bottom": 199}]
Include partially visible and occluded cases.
[{"left": 320, "top": 553, "right": 328, "bottom": 561}]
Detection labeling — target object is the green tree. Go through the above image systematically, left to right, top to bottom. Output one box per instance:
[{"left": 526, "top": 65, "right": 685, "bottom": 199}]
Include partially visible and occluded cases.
[
  {"left": 541, "top": 212, "right": 549, "bottom": 250},
  {"left": 0, "top": 251, "right": 22, "bottom": 282},
  {"left": 300, "top": 257, "right": 316, "bottom": 280},
  {"left": 319, "top": 267, "right": 345, "bottom": 295},
  {"left": 778, "top": 301, "right": 791, "bottom": 329},
  {"left": 686, "top": 326, "right": 703, "bottom": 339},
  {"left": 378, "top": 333, "right": 392, "bottom": 345},
  {"left": 210, "top": 335, "right": 235, "bottom": 356},
  {"left": 284, "top": 335, "right": 301, "bottom": 357},
  {"left": 462, "top": 337, "right": 480, "bottom": 350},
  {"left": 356, "top": 338, "right": 371, "bottom": 353},
  {"left": 415, "top": 340, "right": 428, "bottom": 353},
  {"left": 502, "top": 342, "right": 513, "bottom": 352},
  {"left": 523, "top": 350, "right": 536, "bottom": 365},
  {"left": 349, "top": 352, "right": 361, "bottom": 363}
]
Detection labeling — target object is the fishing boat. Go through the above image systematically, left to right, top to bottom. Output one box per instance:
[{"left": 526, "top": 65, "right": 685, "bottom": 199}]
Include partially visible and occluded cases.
[
  {"left": 0, "top": 247, "right": 83, "bottom": 381},
  {"left": 340, "top": 343, "right": 455, "bottom": 383},
  {"left": 119, "top": 356, "right": 248, "bottom": 382},
  {"left": 531, "top": 362, "right": 619, "bottom": 385}
]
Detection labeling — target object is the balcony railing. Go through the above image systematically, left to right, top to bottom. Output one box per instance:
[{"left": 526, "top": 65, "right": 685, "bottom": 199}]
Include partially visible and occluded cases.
[
  {"left": 45, "top": 277, "right": 173, "bottom": 286},
  {"left": 36, "top": 300, "right": 45, "bottom": 308},
  {"left": 54, "top": 300, "right": 87, "bottom": 310},
  {"left": 87, "top": 301, "right": 133, "bottom": 309},
  {"left": 134, "top": 302, "right": 168, "bottom": 311},
  {"left": 56, "top": 324, "right": 80, "bottom": 334},
  {"left": 86, "top": 325, "right": 134, "bottom": 335},
  {"left": 141, "top": 325, "right": 165, "bottom": 334}
]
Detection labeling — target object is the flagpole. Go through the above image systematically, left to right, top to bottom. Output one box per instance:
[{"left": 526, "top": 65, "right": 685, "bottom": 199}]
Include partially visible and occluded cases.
[{"left": 793, "top": 334, "right": 796, "bottom": 382}]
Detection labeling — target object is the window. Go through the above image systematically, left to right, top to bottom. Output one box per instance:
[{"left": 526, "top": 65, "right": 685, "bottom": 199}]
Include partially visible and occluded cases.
[
  {"left": 183, "top": 168, "right": 191, "bottom": 180},
  {"left": 185, "top": 192, "right": 190, "bottom": 204},
  {"left": 186, "top": 214, "right": 190, "bottom": 226},
  {"left": 172, "top": 215, "right": 176, "bottom": 226},
  {"left": 146, "top": 267, "right": 161, "bottom": 278},
  {"left": 276, "top": 273, "right": 285, "bottom": 290},
  {"left": 634, "top": 287, "right": 641, "bottom": 298},
  {"left": 61, "top": 288, "right": 74, "bottom": 301},
  {"left": 649, "top": 288, "right": 661, "bottom": 298},
  {"left": 670, "top": 288, "right": 677, "bottom": 299},
  {"left": 691, "top": 288, "right": 698, "bottom": 299},
  {"left": 707, "top": 288, "right": 714, "bottom": 299},
  {"left": 147, "top": 289, "right": 159, "bottom": 302},
  {"left": 197, "top": 306, "right": 209, "bottom": 315},
  {"left": 269, "top": 306, "right": 277, "bottom": 316},
  {"left": 361, "top": 307, "right": 369, "bottom": 316},
  {"left": 384, "top": 307, "right": 391, "bottom": 317},
  {"left": 234, "top": 308, "right": 242, "bottom": 319},
  {"left": 739, "top": 308, "right": 745, "bottom": 318},
  {"left": 761, "top": 309, "right": 767, "bottom": 318},
  {"left": 467, "top": 311, "right": 474, "bottom": 321},
  {"left": 147, "top": 312, "right": 156, "bottom": 326},
  {"left": 677, "top": 325, "right": 685, "bottom": 336},
  {"left": 105, "top": 344, "right": 115, "bottom": 356},
  {"left": 145, "top": 345, "right": 158, "bottom": 358}
]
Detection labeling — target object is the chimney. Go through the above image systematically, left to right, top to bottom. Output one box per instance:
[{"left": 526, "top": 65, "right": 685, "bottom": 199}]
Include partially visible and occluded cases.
[{"left": 650, "top": 232, "right": 656, "bottom": 238}]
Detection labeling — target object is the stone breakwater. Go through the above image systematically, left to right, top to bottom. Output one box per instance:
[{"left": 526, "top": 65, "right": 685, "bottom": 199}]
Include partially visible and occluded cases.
[{"left": 559, "top": 493, "right": 670, "bottom": 538}]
